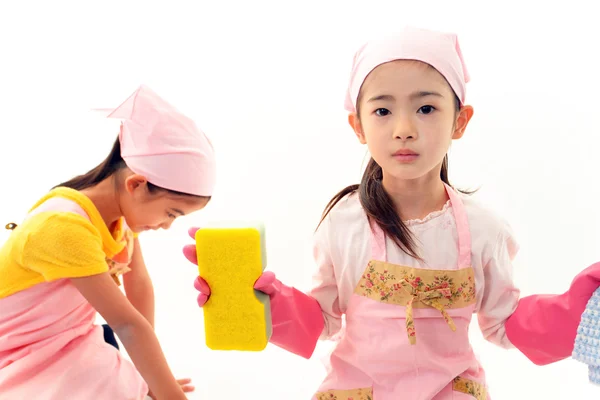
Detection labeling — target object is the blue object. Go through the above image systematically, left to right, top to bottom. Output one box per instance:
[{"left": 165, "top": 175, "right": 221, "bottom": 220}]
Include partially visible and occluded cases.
[
  {"left": 572, "top": 287, "right": 600, "bottom": 385},
  {"left": 103, "top": 324, "right": 120, "bottom": 350}
]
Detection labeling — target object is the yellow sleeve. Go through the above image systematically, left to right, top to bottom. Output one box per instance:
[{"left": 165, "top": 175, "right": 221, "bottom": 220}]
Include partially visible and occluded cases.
[{"left": 20, "top": 212, "right": 109, "bottom": 281}]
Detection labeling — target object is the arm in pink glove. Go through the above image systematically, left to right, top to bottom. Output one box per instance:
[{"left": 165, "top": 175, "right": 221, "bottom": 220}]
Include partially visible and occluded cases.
[
  {"left": 183, "top": 228, "right": 324, "bottom": 359},
  {"left": 505, "top": 261, "right": 600, "bottom": 365}
]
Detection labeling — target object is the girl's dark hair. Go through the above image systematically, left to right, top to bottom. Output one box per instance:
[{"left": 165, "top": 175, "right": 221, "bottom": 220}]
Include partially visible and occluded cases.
[
  {"left": 318, "top": 93, "right": 472, "bottom": 260},
  {"left": 54, "top": 136, "right": 210, "bottom": 200}
]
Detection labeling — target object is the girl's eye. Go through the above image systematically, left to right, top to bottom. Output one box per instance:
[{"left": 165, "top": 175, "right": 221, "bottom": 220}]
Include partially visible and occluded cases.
[
  {"left": 418, "top": 105, "right": 435, "bottom": 114},
  {"left": 374, "top": 108, "right": 391, "bottom": 116},
  {"left": 167, "top": 213, "right": 176, "bottom": 219}
]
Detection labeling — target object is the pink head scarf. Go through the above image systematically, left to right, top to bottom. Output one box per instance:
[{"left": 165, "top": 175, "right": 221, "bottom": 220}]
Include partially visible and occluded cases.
[
  {"left": 344, "top": 26, "right": 470, "bottom": 113},
  {"left": 103, "top": 85, "right": 216, "bottom": 197}
]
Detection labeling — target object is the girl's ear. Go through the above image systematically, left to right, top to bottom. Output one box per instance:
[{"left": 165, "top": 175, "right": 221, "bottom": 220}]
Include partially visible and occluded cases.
[
  {"left": 452, "top": 105, "right": 474, "bottom": 140},
  {"left": 349, "top": 112, "right": 367, "bottom": 144},
  {"left": 123, "top": 174, "right": 148, "bottom": 196}
]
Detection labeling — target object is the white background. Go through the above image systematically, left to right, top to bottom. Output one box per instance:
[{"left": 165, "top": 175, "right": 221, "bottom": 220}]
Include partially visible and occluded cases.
[{"left": 1, "top": 1, "right": 600, "bottom": 398}]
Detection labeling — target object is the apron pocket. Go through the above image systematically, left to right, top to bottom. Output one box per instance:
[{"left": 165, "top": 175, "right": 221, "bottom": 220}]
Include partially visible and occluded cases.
[
  {"left": 452, "top": 376, "right": 487, "bottom": 400},
  {"left": 315, "top": 387, "right": 373, "bottom": 400}
]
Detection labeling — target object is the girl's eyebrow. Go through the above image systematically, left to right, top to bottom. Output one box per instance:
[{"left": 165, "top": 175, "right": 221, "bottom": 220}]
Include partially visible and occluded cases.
[{"left": 367, "top": 91, "right": 444, "bottom": 103}]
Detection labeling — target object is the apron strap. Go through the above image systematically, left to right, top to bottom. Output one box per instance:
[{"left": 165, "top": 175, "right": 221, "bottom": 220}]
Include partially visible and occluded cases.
[
  {"left": 369, "top": 183, "right": 472, "bottom": 267},
  {"left": 444, "top": 183, "right": 472, "bottom": 268}
]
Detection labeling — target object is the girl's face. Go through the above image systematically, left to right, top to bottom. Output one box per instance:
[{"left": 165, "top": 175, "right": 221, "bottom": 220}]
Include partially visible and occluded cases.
[
  {"left": 350, "top": 60, "right": 473, "bottom": 185},
  {"left": 119, "top": 175, "right": 209, "bottom": 233}
]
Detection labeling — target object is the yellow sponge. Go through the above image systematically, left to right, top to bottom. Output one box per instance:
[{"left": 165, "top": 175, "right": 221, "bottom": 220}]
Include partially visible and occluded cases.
[{"left": 195, "top": 222, "right": 272, "bottom": 351}]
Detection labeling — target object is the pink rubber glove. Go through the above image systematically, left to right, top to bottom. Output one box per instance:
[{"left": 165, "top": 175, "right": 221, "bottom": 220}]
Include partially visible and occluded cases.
[
  {"left": 183, "top": 227, "right": 324, "bottom": 359},
  {"left": 505, "top": 261, "right": 600, "bottom": 365}
]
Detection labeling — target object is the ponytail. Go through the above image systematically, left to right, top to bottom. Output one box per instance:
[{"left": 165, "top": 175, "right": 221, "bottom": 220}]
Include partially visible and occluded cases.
[{"left": 54, "top": 136, "right": 210, "bottom": 200}]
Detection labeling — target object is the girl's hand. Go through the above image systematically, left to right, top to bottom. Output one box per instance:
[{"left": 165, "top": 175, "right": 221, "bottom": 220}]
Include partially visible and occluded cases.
[
  {"left": 182, "top": 226, "right": 324, "bottom": 360},
  {"left": 182, "top": 227, "right": 279, "bottom": 307},
  {"left": 505, "top": 261, "right": 600, "bottom": 365},
  {"left": 148, "top": 378, "right": 194, "bottom": 399}
]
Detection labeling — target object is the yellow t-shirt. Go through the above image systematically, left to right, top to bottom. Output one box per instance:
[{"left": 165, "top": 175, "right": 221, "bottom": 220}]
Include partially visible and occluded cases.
[{"left": 0, "top": 187, "right": 136, "bottom": 299}]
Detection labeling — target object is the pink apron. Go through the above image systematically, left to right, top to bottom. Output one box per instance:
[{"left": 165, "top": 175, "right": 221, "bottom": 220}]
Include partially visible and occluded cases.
[
  {"left": 314, "top": 185, "right": 487, "bottom": 400},
  {"left": 0, "top": 199, "right": 148, "bottom": 399}
]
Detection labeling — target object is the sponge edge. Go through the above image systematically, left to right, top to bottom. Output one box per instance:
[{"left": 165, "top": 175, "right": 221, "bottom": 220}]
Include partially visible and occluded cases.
[{"left": 195, "top": 222, "right": 272, "bottom": 351}]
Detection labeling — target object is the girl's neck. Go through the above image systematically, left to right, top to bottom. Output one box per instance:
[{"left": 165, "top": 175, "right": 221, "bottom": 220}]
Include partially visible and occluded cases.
[
  {"left": 382, "top": 168, "right": 448, "bottom": 222},
  {"left": 80, "top": 178, "right": 123, "bottom": 230}
]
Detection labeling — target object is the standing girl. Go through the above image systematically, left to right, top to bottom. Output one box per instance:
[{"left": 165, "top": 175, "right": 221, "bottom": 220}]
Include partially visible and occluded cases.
[
  {"left": 185, "top": 27, "right": 600, "bottom": 399},
  {"left": 0, "top": 85, "right": 215, "bottom": 399}
]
